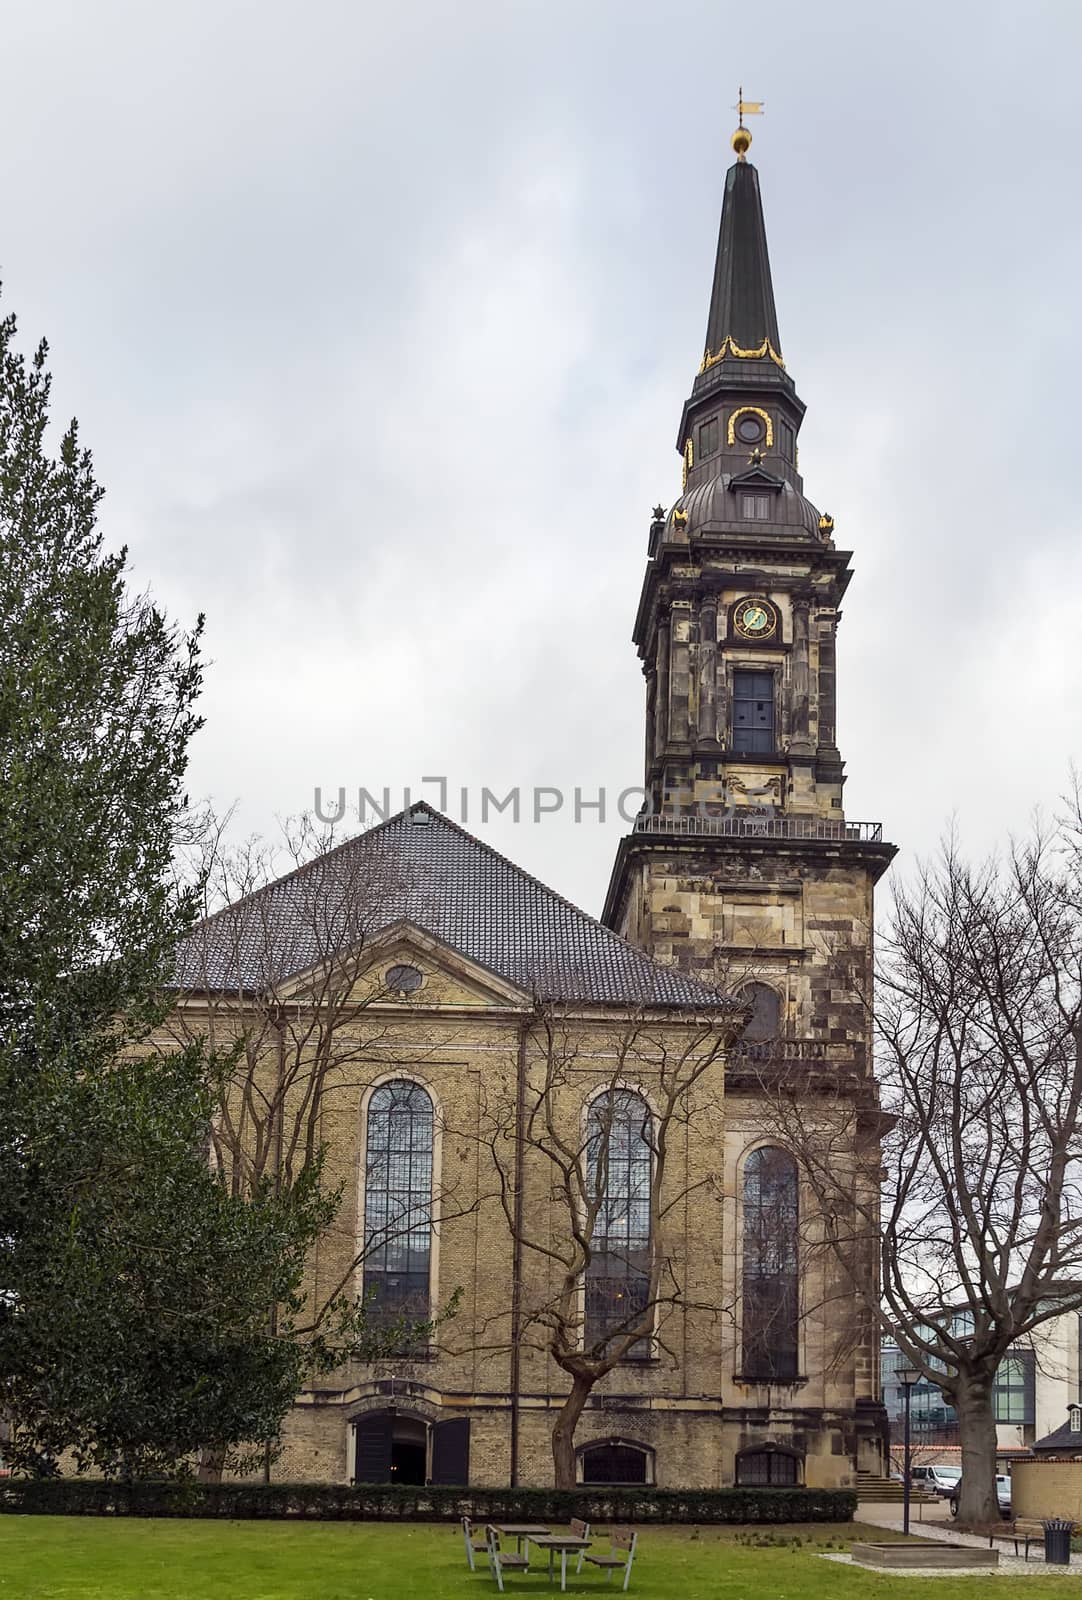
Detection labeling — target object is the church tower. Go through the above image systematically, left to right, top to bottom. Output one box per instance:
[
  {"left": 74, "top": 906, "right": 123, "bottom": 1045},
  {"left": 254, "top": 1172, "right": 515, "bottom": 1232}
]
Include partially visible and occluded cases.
[
  {"left": 603, "top": 122, "right": 897, "bottom": 1475},
  {"left": 604, "top": 122, "right": 896, "bottom": 1070}
]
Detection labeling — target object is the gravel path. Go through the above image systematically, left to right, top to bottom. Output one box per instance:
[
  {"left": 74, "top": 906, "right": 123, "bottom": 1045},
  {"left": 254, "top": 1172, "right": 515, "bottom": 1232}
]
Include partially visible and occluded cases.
[{"left": 844, "top": 1502, "right": 1082, "bottom": 1577}]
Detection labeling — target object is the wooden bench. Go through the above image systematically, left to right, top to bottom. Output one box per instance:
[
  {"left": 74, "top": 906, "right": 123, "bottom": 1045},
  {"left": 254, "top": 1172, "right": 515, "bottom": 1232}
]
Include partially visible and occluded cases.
[
  {"left": 461, "top": 1515, "right": 488, "bottom": 1572},
  {"left": 569, "top": 1517, "right": 592, "bottom": 1575},
  {"left": 983, "top": 1519, "right": 1079, "bottom": 1561},
  {"left": 990, "top": 1520, "right": 1042, "bottom": 1561},
  {"left": 486, "top": 1525, "right": 529, "bottom": 1592},
  {"left": 582, "top": 1527, "right": 638, "bottom": 1591}
]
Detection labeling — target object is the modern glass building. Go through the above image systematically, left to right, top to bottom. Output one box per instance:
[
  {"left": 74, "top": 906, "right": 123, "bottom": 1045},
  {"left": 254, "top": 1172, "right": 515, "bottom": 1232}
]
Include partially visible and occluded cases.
[
  {"left": 882, "top": 1310, "right": 1082, "bottom": 1451},
  {"left": 881, "top": 1343, "right": 1034, "bottom": 1440}
]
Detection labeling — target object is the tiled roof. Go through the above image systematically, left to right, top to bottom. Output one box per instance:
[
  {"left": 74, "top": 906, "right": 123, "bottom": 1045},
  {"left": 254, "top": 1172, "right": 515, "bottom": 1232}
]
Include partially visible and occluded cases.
[
  {"left": 176, "top": 804, "right": 734, "bottom": 1010},
  {"left": 1033, "top": 1417, "right": 1082, "bottom": 1455}
]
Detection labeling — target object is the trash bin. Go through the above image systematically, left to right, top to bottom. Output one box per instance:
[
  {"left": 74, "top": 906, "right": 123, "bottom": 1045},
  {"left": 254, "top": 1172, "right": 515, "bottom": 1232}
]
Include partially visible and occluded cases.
[{"left": 1043, "top": 1518, "right": 1073, "bottom": 1566}]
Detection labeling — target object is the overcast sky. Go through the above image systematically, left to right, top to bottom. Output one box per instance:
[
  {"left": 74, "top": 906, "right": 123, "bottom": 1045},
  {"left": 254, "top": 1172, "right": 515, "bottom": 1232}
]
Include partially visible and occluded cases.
[{"left": 3, "top": 0, "right": 1080, "bottom": 915}]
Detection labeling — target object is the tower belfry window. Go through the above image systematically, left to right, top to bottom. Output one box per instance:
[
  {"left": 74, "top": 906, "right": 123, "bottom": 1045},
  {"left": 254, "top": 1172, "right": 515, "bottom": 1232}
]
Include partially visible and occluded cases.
[
  {"left": 699, "top": 416, "right": 719, "bottom": 458},
  {"left": 732, "top": 670, "right": 775, "bottom": 754},
  {"left": 740, "top": 982, "right": 781, "bottom": 1042}
]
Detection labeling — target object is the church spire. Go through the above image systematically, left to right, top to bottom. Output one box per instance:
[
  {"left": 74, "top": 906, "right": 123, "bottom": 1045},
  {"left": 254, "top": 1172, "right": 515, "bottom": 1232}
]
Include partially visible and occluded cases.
[
  {"left": 676, "top": 116, "right": 797, "bottom": 470},
  {"left": 702, "top": 154, "right": 782, "bottom": 365}
]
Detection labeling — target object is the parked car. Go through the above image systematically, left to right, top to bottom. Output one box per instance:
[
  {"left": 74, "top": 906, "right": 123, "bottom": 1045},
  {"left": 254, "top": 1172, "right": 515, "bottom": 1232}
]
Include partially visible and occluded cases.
[
  {"left": 910, "top": 1464, "right": 963, "bottom": 1497},
  {"left": 949, "top": 1475, "right": 1012, "bottom": 1519}
]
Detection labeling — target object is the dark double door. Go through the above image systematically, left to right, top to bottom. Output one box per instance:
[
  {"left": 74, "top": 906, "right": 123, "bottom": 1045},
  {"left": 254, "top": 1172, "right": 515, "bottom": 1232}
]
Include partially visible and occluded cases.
[{"left": 354, "top": 1409, "right": 470, "bottom": 1486}]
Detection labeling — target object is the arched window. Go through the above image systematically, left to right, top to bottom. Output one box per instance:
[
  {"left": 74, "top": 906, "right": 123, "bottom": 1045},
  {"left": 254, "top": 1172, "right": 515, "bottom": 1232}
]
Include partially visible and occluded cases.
[
  {"left": 739, "top": 983, "right": 781, "bottom": 1043},
  {"left": 362, "top": 1080, "right": 434, "bottom": 1326},
  {"left": 585, "top": 1089, "right": 652, "bottom": 1356},
  {"left": 742, "top": 1146, "right": 799, "bottom": 1379},
  {"left": 579, "top": 1439, "right": 652, "bottom": 1485},
  {"left": 735, "top": 1445, "right": 801, "bottom": 1486}
]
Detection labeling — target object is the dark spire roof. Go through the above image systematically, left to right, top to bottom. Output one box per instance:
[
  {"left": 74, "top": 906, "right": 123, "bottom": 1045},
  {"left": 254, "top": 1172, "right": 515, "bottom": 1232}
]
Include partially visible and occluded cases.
[{"left": 703, "top": 159, "right": 781, "bottom": 361}]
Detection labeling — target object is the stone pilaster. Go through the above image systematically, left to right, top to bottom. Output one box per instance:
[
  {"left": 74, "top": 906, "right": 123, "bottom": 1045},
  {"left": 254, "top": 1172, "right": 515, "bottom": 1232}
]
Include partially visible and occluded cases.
[{"left": 698, "top": 594, "right": 718, "bottom": 744}]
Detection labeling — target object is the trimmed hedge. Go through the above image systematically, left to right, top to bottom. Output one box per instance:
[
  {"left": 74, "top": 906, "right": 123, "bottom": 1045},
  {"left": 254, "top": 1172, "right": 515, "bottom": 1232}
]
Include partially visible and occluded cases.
[{"left": 0, "top": 1478, "right": 856, "bottom": 1524}]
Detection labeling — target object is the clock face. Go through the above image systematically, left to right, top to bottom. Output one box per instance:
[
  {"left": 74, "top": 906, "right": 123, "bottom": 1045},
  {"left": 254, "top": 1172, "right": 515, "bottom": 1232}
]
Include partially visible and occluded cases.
[{"left": 733, "top": 597, "right": 778, "bottom": 640}]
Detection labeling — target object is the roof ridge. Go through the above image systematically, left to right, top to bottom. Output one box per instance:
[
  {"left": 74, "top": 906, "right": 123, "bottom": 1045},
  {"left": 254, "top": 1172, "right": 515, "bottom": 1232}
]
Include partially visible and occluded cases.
[{"left": 387, "top": 802, "right": 734, "bottom": 1008}]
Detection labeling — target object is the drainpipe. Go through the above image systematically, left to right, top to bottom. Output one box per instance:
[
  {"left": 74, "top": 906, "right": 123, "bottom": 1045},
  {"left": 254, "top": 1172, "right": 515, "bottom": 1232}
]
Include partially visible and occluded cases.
[
  {"left": 263, "top": 1009, "right": 287, "bottom": 1486},
  {"left": 509, "top": 1020, "right": 528, "bottom": 1486}
]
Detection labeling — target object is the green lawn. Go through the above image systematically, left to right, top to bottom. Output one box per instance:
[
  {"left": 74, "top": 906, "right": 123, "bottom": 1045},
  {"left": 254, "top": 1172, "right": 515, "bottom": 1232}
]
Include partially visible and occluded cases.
[{"left": 0, "top": 1517, "right": 1073, "bottom": 1600}]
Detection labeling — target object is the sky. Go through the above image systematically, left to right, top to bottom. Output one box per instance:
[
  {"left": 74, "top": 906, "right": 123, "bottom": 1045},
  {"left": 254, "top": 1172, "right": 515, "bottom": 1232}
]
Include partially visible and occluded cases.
[{"left": 2, "top": 0, "right": 1080, "bottom": 916}]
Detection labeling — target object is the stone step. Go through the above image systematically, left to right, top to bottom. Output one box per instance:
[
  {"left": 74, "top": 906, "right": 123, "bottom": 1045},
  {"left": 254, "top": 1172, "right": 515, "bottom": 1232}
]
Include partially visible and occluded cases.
[{"left": 854, "top": 1476, "right": 937, "bottom": 1502}]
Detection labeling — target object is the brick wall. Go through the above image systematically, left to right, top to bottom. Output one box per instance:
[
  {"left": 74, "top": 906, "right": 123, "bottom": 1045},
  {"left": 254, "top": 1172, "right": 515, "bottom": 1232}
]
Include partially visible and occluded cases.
[{"left": 1010, "top": 1459, "right": 1082, "bottom": 1520}]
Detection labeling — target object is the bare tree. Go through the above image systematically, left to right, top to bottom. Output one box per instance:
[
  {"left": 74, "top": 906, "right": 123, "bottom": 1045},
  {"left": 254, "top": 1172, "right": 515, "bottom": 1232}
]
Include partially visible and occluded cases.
[
  {"left": 173, "top": 812, "right": 411, "bottom": 1199},
  {"left": 763, "top": 814, "right": 1082, "bottom": 1525},
  {"left": 450, "top": 998, "right": 744, "bottom": 1488}
]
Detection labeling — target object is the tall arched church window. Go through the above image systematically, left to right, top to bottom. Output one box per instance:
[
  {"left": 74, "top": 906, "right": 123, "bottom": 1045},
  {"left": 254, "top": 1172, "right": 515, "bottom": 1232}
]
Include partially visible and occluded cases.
[
  {"left": 739, "top": 983, "right": 781, "bottom": 1043},
  {"left": 362, "top": 1080, "right": 434, "bottom": 1326},
  {"left": 585, "top": 1090, "right": 652, "bottom": 1357},
  {"left": 742, "top": 1146, "right": 799, "bottom": 1379}
]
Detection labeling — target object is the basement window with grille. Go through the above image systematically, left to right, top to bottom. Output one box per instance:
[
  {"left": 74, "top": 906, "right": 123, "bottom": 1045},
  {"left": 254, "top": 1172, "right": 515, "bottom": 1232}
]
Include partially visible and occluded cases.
[
  {"left": 579, "top": 1440, "right": 653, "bottom": 1485},
  {"left": 736, "top": 1446, "right": 802, "bottom": 1486}
]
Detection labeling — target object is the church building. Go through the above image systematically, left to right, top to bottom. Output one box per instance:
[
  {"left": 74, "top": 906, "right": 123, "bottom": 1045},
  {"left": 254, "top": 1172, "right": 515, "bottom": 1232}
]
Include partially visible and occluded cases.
[{"left": 174, "top": 121, "right": 896, "bottom": 1492}]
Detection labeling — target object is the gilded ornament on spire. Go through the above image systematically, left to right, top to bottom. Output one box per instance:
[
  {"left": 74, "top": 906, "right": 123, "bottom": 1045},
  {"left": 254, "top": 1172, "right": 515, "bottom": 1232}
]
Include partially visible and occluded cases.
[{"left": 731, "top": 86, "right": 763, "bottom": 162}]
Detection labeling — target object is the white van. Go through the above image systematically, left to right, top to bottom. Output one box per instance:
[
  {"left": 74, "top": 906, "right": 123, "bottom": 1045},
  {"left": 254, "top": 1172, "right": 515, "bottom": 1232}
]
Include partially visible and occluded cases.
[{"left": 910, "top": 1464, "right": 962, "bottom": 1496}]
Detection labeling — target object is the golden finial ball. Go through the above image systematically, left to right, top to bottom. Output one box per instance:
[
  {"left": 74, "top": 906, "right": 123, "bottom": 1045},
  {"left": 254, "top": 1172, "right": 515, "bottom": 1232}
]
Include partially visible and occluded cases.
[{"left": 731, "top": 126, "right": 752, "bottom": 157}]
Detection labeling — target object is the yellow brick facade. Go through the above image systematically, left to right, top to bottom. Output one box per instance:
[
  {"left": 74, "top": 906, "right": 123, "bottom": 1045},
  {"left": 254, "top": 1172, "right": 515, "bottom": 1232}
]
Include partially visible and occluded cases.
[
  {"left": 172, "top": 919, "right": 883, "bottom": 1490},
  {"left": 1010, "top": 1459, "right": 1082, "bottom": 1520}
]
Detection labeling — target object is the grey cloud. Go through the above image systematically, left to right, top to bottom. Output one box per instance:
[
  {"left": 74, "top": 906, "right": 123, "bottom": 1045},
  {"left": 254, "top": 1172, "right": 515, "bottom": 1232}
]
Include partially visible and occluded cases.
[{"left": 2, "top": 0, "right": 1079, "bottom": 911}]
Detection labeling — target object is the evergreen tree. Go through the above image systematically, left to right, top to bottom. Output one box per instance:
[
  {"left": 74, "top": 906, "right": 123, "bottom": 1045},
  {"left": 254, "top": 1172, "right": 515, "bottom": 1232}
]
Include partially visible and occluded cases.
[{"left": 0, "top": 297, "right": 330, "bottom": 1476}]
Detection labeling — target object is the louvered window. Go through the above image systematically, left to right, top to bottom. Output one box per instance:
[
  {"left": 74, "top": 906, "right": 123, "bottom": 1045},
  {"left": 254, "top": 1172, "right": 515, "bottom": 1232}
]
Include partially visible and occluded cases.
[
  {"left": 740, "top": 493, "right": 771, "bottom": 520},
  {"left": 732, "top": 670, "right": 774, "bottom": 754},
  {"left": 740, "top": 983, "right": 781, "bottom": 1042}
]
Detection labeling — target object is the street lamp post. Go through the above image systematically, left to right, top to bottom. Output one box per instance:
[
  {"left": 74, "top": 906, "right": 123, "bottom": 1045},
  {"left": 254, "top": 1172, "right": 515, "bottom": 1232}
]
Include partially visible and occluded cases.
[{"left": 896, "top": 1361, "right": 920, "bottom": 1536}]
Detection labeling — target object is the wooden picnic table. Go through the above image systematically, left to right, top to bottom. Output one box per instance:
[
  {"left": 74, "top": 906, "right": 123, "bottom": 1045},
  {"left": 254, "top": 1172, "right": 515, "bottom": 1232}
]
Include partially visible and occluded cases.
[
  {"left": 494, "top": 1523, "right": 551, "bottom": 1553},
  {"left": 527, "top": 1533, "right": 592, "bottom": 1592}
]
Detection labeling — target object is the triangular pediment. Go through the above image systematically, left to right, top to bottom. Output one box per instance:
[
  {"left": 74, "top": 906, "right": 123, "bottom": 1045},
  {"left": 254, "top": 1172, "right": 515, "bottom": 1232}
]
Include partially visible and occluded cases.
[
  {"left": 728, "top": 465, "right": 784, "bottom": 492},
  {"left": 280, "top": 919, "right": 532, "bottom": 1012}
]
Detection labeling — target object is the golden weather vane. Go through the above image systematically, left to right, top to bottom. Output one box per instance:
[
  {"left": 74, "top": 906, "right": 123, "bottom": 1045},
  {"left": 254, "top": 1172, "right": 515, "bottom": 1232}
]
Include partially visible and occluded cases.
[{"left": 732, "top": 86, "right": 763, "bottom": 160}]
